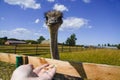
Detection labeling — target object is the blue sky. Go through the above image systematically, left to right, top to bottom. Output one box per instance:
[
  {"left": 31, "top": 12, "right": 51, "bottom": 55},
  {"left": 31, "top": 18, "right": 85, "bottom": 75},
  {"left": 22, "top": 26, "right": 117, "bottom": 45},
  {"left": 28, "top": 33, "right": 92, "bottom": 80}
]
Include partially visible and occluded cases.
[{"left": 0, "top": 0, "right": 120, "bottom": 45}]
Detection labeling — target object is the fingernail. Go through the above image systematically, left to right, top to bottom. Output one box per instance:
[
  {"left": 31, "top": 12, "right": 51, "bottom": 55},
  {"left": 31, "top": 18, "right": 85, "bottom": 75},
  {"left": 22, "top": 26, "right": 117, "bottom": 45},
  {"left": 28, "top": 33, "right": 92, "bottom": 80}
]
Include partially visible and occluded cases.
[
  {"left": 50, "top": 65, "right": 56, "bottom": 68},
  {"left": 44, "top": 67, "right": 49, "bottom": 70}
]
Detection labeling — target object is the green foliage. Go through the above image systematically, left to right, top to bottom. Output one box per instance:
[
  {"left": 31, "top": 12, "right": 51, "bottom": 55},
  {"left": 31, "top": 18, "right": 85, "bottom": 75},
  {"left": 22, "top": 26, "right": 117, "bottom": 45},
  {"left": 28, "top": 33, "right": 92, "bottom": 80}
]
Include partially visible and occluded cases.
[
  {"left": 65, "top": 33, "right": 77, "bottom": 46},
  {"left": 37, "top": 36, "right": 46, "bottom": 44},
  {"left": 0, "top": 37, "right": 8, "bottom": 45},
  {"left": 8, "top": 38, "right": 19, "bottom": 41},
  {"left": 25, "top": 40, "right": 38, "bottom": 44},
  {"left": 107, "top": 43, "right": 110, "bottom": 46},
  {"left": 98, "top": 44, "right": 100, "bottom": 46},
  {"left": 104, "top": 44, "right": 106, "bottom": 46},
  {"left": 117, "top": 44, "right": 120, "bottom": 49},
  {"left": 0, "top": 61, "right": 15, "bottom": 80}
]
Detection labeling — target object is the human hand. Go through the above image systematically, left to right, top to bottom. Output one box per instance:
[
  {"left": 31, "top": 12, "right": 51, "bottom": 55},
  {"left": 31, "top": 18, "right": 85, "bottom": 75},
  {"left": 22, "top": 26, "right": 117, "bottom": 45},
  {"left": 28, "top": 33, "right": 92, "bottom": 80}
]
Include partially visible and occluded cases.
[{"left": 11, "top": 64, "right": 56, "bottom": 80}]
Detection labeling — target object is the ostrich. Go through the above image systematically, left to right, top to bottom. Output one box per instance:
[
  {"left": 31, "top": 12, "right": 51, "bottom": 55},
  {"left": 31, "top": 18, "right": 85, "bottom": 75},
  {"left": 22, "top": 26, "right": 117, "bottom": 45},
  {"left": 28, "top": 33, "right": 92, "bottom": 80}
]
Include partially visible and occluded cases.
[{"left": 45, "top": 10, "right": 63, "bottom": 59}]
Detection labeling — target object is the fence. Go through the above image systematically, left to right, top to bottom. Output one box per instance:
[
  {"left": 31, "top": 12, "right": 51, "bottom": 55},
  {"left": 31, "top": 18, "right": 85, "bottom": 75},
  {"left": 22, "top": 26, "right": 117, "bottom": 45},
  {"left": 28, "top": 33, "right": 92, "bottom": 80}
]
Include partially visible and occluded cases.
[
  {"left": 0, "top": 44, "right": 83, "bottom": 55},
  {"left": 0, "top": 53, "right": 120, "bottom": 80}
]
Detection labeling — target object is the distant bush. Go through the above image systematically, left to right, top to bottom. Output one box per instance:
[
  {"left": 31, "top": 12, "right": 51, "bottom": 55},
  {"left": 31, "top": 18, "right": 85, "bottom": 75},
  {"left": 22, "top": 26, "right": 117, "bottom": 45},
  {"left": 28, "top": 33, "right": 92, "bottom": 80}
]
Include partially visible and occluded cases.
[
  {"left": 65, "top": 33, "right": 77, "bottom": 46},
  {"left": 0, "top": 37, "right": 7, "bottom": 45},
  {"left": 117, "top": 44, "right": 120, "bottom": 49}
]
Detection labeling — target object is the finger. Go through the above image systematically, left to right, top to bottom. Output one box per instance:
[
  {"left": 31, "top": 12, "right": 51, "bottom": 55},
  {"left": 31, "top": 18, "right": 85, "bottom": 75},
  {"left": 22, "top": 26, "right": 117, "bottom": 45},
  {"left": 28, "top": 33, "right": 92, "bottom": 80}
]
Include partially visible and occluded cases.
[
  {"left": 22, "top": 64, "right": 39, "bottom": 77},
  {"left": 33, "top": 64, "right": 49, "bottom": 74},
  {"left": 46, "top": 64, "right": 56, "bottom": 69},
  {"left": 39, "top": 66, "right": 56, "bottom": 79},
  {"left": 47, "top": 66, "right": 56, "bottom": 77}
]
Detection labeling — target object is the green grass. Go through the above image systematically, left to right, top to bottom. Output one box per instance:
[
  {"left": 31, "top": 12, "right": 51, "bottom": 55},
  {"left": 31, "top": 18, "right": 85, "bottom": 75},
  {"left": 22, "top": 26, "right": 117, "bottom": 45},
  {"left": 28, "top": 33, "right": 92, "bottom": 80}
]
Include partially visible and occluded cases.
[
  {"left": 0, "top": 44, "right": 120, "bottom": 66},
  {"left": 0, "top": 46, "right": 120, "bottom": 80},
  {"left": 39, "top": 49, "right": 120, "bottom": 66},
  {"left": 61, "top": 49, "right": 120, "bottom": 66},
  {"left": 0, "top": 61, "right": 15, "bottom": 80}
]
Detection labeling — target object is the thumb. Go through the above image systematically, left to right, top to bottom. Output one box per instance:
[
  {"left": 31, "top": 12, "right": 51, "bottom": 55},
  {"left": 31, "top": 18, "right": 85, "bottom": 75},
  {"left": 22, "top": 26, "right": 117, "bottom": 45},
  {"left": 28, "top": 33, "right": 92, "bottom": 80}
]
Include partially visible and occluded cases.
[{"left": 11, "top": 64, "right": 37, "bottom": 80}]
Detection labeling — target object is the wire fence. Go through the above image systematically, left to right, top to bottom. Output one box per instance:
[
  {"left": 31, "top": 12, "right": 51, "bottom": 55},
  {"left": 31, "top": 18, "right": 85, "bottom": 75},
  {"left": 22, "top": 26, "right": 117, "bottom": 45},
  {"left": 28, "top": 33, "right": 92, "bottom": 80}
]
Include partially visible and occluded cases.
[
  {"left": 0, "top": 44, "right": 83, "bottom": 55},
  {"left": 0, "top": 44, "right": 83, "bottom": 80}
]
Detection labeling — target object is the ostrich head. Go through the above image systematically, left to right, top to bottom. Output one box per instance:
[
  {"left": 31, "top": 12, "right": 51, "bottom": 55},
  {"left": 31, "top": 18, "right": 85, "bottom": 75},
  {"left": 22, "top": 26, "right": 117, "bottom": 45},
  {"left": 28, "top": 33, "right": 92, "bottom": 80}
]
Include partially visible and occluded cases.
[
  {"left": 44, "top": 10, "right": 63, "bottom": 59},
  {"left": 45, "top": 10, "right": 63, "bottom": 30}
]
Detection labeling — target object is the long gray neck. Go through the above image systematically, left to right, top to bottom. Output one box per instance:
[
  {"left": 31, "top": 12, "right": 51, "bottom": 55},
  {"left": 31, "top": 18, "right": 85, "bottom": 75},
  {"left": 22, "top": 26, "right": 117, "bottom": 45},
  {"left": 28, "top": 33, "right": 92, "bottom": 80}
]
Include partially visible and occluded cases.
[{"left": 49, "top": 27, "right": 60, "bottom": 59}]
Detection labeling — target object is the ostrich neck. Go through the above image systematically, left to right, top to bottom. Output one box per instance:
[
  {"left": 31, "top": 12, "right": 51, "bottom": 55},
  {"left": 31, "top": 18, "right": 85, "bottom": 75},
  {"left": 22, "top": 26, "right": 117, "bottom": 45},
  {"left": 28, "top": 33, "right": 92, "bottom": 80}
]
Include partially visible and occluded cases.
[{"left": 49, "top": 27, "right": 60, "bottom": 59}]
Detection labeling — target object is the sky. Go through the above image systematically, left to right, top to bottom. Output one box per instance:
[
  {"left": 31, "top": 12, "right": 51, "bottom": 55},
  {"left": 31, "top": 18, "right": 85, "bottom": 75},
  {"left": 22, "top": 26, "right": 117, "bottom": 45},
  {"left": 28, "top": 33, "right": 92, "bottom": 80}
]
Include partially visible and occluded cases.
[{"left": 0, "top": 0, "right": 120, "bottom": 45}]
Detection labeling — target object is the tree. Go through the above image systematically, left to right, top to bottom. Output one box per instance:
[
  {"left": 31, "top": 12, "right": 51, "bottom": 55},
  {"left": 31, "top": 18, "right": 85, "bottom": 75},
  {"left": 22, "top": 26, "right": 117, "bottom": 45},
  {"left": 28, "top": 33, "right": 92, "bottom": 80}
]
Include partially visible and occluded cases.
[
  {"left": 65, "top": 33, "right": 77, "bottom": 46},
  {"left": 37, "top": 36, "right": 45, "bottom": 44},
  {"left": 0, "top": 37, "right": 8, "bottom": 45},
  {"left": 3, "top": 37, "right": 7, "bottom": 41},
  {"left": 8, "top": 38, "right": 19, "bottom": 41},
  {"left": 65, "top": 38, "right": 70, "bottom": 45},
  {"left": 25, "top": 40, "right": 38, "bottom": 44},
  {"left": 107, "top": 43, "right": 110, "bottom": 46},
  {"left": 98, "top": 44, "right": 100, "bottom": 46},
  {"left": 104, "top": 44, "right": 106, "bottom": 46},
  {"left": 117, "top": 44, "right": 120, "bottom": 49}
]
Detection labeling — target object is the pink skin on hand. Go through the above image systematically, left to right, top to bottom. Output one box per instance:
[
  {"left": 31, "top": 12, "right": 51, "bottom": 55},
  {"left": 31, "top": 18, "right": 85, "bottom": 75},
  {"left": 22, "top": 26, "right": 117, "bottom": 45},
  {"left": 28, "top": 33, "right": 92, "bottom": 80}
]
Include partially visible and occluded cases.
[{"left": 11, "top": 64, "right": 56, "bottom": 80}]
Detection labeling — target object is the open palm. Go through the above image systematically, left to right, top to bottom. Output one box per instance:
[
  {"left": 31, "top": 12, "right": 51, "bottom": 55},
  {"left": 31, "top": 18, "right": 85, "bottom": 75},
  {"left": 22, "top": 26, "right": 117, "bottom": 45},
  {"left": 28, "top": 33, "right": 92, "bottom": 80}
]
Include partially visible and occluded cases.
[{"left": 11, "top": 64, "right": 56, "bottom": 80}]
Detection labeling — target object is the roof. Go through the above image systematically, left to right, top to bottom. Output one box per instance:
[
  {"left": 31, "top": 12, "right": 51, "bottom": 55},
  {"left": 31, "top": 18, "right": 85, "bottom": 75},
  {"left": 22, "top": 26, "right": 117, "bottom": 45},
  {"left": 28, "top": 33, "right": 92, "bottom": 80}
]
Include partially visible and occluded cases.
[{"left": 6, "top": 40, "right": 26, "bottom": 44}]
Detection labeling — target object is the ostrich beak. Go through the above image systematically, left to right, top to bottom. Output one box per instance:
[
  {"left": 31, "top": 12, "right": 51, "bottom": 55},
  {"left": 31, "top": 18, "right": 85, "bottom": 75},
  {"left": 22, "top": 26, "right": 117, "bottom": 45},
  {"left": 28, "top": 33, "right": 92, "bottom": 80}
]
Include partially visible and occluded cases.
[{"left": 48, "top": 17, "right": 58, "bottom": 24}]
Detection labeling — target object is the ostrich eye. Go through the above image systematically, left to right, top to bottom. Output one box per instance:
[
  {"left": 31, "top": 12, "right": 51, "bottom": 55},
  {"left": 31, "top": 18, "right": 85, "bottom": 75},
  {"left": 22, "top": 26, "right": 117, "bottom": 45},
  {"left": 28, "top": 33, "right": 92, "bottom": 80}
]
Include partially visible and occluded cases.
[
  {"left": 45, "top": 16, "right": 48, "bottom": 20},
  {"left": 58, "top": 16, "right": 62, "bottom": 20}
]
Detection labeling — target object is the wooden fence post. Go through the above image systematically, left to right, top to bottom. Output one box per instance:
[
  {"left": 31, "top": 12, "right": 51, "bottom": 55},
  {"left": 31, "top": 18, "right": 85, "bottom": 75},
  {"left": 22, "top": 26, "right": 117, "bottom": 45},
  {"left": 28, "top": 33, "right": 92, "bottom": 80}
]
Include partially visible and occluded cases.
[
  {"left": 61, "top": 43, "right": 64, "bottom": 52},
  {"left": 14, "top": 44, "right": 17, "bottom": 54},
  {"left": 36, "top": 44, "right": 38, "bottom": 55},
  {"left": 69, "top": 45, "right": 71, "bottom": 52},
  {"left": 76, "top": 46, "right": 78, "bottom": 51},
  {"left": 23, "top": 56, "right": 28, "bottom": 64}
]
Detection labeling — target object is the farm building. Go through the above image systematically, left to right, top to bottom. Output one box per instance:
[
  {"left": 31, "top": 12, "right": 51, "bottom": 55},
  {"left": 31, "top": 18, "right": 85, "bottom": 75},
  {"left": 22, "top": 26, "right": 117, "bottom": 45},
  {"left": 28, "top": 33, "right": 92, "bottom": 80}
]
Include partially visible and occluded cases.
[
  {"left": 5, "top": 40, "right": 26, "bottom": 45},
  {"left": 41, "top": 40, "right": 50, "bottom": 44}
]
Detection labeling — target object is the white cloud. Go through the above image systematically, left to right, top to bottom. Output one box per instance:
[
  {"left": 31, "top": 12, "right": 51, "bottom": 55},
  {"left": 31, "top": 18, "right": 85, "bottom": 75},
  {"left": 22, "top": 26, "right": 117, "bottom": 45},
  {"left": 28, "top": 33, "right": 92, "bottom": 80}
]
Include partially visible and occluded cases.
[
  {"left": 4, "top": 0, "right": 41, "bottom": 9},
  {"left": 47, "top": 0, "right": 55, "bottom": 2},
  {"left": 82, "top": 0, "right": 91, "bottom": 3},
  {"left": 53, "top": 4, "right": 68, "bottom": 12},
  {"left": 60, "top": 17, "right": 88, "bottom": 30},
  {"left": 35, "top": 18, "right": 40, "bottom": 23},
  {"left": 0, "top": 28, "right": 44, "bottom": 40},
  {"left": 11, "top": 28, "right": 31, "bottom": 34}
]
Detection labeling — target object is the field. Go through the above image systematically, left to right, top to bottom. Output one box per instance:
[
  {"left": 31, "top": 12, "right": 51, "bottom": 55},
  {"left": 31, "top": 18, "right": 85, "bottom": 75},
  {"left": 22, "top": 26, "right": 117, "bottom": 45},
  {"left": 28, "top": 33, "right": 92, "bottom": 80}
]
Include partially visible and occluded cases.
[
  {"left": 0, "top": 44, "right": 120, "bottom": 66},
  {"left": 0, "top": 44, "right": 120, "bottom": 80},
  {"left": 61, "top": 49, "right": 120, "bottom": 66},
  {"left": 0, "top": 61, "right": 15, "bottom": 80}
]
